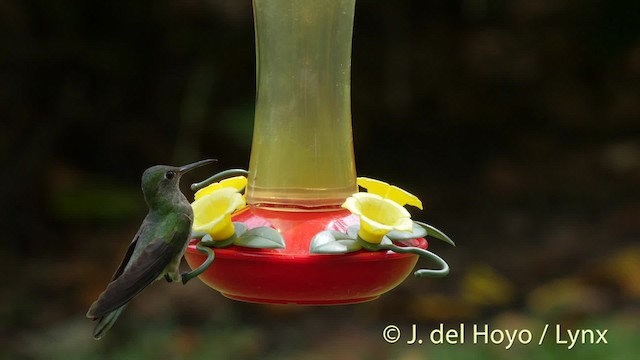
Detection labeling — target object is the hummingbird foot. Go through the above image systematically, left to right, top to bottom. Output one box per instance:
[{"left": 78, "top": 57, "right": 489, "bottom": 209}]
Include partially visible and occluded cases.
[{"left": 164, "top": 274, "right": 173, "bottom": 283}]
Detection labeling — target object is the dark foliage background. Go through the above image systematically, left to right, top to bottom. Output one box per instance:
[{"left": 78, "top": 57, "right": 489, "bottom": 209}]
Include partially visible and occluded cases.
[{"left": 1, "top": 0, "right": 639, "bottom": 358}]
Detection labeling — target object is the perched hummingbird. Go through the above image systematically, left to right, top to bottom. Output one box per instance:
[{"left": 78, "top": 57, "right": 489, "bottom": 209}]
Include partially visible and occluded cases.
[{"left": 86, "top": 159, "right": 216, "bottom": 339}]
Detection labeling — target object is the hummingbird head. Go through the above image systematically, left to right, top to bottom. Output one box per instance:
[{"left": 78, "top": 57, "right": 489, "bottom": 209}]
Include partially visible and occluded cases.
[{"left": 141, "top": 159, "right": 217, "bottom": 208}]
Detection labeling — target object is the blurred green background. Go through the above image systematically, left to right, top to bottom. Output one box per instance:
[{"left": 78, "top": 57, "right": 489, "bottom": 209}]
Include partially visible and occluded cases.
[{"left": 1, "top": 0, "right": 639, "bottom": 359}]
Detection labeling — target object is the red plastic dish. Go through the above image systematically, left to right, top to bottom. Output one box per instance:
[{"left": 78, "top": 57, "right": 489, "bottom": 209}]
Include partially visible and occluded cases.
[{"left": 184, "top": 207, "right": 428, "bottom": 305}]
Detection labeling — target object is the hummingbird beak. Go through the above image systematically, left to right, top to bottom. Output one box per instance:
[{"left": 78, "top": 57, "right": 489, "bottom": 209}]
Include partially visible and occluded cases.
[{"left": 179, "top": 159, "right": 217, "bottom": 174}]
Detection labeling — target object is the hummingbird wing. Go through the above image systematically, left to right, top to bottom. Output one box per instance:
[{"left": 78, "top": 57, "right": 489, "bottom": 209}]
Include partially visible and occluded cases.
[
  {"left": 85, "top": 231, "right": 140, "bottom": 320},
  {"left": 86, "top": 233, "right": 182, "bottom": 318},
  {"left": 109, "top": 236, "right": 139, "bottom": 281}
]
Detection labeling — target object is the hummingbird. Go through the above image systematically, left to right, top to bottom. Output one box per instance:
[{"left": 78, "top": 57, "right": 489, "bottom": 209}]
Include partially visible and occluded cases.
[{"left": 86, "top": 159, "right": 216, "bottom": 339}]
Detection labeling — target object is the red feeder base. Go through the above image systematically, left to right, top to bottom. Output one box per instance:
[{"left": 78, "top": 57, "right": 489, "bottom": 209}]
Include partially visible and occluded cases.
[{"left": 184, "top": 207, "right": 427, "bottom": 305}]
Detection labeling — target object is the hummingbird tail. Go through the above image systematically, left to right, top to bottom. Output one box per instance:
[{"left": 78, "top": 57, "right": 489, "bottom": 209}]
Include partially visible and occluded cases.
[{"left": 92, "top": 306, "right": 126, "bottom": 340}]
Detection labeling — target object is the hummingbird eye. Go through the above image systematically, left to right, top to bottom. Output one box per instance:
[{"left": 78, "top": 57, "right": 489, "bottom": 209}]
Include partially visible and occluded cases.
[{"left": 164, "top": 171, "right": 176, "bottom": 180}]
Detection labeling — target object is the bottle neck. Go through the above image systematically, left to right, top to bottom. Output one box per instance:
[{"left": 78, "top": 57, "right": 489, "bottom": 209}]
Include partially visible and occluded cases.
[{"left": 246, "top": 0, "right": 358, "bottom": 208}]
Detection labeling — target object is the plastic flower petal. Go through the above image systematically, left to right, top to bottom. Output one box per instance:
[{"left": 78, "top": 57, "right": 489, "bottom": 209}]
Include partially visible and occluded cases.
[
  {"left": 194, "top": 176, "right": 247, "bottom": 201},
  {"left": 357, "top": 177, "right": 423, "bottom": 209},
  {"left": 192, "top": 187, "right": 246, "bottom": 240},
  {"left": 342, "top": 192, "right": 413, "bottom": 243}
]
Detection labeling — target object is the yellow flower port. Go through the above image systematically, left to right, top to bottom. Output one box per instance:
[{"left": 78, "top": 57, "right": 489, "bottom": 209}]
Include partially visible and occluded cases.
[
  {"left": 194, "top": 176, "right": 247, "bottom": 201},
  {"left": 356, "top": 177, "right": 423, "bottom": 210},
  {"left": 192, "top": 187, "right": 246, "bottom": 241},
  {"left": 342, "top": 192, "right": 414, "bottom": 244}
]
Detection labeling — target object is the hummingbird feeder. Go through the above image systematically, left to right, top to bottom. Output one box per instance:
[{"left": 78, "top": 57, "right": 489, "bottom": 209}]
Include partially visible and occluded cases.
[{"left": 183, "top": 0, "right": 454, "bottom": 305}]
